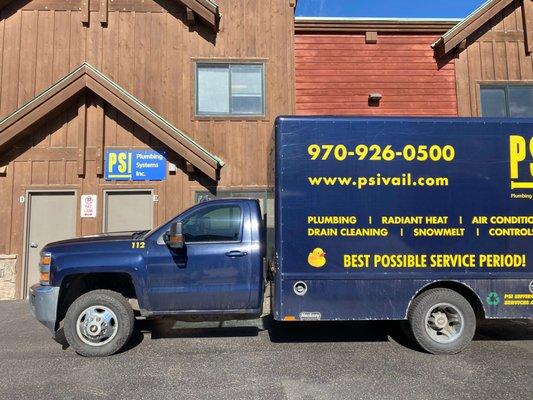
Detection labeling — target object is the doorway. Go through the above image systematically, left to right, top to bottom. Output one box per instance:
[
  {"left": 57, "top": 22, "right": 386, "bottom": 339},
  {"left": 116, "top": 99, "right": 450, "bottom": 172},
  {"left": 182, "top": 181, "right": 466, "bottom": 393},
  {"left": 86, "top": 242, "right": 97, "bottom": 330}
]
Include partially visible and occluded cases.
[
  {"left": 103, "top": 190, "right": 154, "bottom": 233},
  {"left": 24, "top": 191, "right": 77, "bottom": 295}
]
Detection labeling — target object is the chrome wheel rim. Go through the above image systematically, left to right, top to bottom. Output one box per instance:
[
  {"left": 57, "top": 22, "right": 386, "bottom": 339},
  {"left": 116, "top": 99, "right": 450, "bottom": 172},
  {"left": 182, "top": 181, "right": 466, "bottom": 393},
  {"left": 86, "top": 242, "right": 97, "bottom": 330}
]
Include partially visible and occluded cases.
[
  {"left": 424, "top": 302, "right": 464, "bottom": 344},
  {"left": 76, "top": 305, "right": 118, "bottom": 347}
]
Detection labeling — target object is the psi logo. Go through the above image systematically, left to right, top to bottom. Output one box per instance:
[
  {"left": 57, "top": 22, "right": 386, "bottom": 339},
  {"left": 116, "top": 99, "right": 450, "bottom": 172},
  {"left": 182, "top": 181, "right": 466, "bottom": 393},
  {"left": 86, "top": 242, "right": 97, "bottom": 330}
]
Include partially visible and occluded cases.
[
  {"left": 509, "top": 135, "right": 533, "bottom": 190},
  {"left": 308, "top": 248, "right": 327, "bottom": 268}
]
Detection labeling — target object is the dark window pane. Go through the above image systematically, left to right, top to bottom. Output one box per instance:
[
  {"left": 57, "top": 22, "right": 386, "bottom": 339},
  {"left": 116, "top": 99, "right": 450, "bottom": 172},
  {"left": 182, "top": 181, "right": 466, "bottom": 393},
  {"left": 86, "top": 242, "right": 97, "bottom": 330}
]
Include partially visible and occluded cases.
[
  {"left": 197, "top": 65, "right": 230, "bottom": 115},
  {"left": 508, "top": 86, "right": 533, "bottom": 117},
  {"left": 480, "top": 87, "right": 507, "bottom": 117},
  {"left": 231, "top": 95, "right": 263, "bottom": 114},
  {"left": 183, "top": 206, "right": 242, "bottom": 243}
]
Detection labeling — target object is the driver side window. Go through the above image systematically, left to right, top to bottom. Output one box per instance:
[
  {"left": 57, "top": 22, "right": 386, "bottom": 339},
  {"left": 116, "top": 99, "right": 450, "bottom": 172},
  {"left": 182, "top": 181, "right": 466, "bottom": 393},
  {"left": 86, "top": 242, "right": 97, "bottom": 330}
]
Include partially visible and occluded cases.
[{"left": 182, "top": 206, "right": 243, "bottom": 243}]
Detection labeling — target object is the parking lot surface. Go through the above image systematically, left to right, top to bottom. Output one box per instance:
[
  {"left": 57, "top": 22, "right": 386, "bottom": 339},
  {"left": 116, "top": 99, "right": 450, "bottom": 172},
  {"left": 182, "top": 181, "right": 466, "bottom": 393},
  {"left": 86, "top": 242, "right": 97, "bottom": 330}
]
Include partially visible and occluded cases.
[{"left": 1, "top": 300, "right": 532, "bottom": 400}]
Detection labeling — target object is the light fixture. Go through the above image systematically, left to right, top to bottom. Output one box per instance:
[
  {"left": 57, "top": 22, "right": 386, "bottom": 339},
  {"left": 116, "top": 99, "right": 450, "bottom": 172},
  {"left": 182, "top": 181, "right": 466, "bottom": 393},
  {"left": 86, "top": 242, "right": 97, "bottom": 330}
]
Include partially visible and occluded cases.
[{"left": 369, "top": 93, "right": 382, "bottom": 101}]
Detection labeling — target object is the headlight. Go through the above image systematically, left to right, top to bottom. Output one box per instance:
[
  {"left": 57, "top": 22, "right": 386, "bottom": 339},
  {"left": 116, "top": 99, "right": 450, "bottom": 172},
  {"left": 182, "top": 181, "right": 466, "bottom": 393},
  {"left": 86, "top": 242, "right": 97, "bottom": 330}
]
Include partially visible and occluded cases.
[{"left": 39, "top": 252, "right": 51, "bottom": 285}]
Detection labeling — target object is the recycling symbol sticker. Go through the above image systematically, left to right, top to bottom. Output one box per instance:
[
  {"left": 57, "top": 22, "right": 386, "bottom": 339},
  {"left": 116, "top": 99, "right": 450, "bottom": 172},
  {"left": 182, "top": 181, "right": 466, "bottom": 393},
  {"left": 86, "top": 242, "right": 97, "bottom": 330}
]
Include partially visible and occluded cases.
[{"left": 487, "top": 291, "right": 500, "bottom": 306}]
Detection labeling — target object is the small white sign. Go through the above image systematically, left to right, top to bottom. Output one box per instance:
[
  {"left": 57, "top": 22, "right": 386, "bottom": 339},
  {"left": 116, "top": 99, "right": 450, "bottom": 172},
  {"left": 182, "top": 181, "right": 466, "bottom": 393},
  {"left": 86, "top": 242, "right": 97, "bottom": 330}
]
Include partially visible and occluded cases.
[{"left": 81, "top": 195, "right": 97, "bottom": 218}]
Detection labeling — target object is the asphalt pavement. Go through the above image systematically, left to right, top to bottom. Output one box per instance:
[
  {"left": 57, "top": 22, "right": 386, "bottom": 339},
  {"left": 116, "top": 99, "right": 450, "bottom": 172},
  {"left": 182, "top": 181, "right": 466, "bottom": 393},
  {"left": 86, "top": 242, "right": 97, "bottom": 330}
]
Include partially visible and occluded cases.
[{"left": 0, "top": 300, "right": 531, "bottom": 400}]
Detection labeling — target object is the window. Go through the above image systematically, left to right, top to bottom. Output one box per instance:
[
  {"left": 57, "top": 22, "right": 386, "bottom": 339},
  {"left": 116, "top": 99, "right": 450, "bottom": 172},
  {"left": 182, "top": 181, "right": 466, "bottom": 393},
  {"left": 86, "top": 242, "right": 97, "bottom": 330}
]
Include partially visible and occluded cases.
[
  {"left": 196, "top": 63, "right": 264, "bottom": 116},
  {"left": 480, "top": 85, "right": 533, "bottom": 117},
  {"left": 182, "top": 206, "right": 242, "bottom": 243}
]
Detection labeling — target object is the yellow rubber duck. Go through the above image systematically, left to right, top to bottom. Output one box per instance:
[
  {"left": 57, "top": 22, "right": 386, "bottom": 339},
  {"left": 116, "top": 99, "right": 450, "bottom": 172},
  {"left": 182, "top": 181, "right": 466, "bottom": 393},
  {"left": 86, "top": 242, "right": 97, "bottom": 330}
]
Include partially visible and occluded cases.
[{"left": 308, "top": 248, "right": 326, "bottom": 268}]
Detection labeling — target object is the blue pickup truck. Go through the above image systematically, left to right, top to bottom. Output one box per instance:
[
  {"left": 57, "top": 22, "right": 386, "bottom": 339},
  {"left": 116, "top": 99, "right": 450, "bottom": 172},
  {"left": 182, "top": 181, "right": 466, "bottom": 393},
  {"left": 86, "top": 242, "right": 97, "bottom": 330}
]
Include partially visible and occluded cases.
[{"left": 30, "top": 117, "right": 533, "bottom": 357}]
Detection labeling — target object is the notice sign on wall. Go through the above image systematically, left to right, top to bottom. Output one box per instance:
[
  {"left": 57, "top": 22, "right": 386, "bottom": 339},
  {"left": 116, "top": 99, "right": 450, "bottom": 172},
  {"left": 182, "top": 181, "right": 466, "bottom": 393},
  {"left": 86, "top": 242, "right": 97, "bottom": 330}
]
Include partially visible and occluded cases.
[
  {"left": 105, "top": 150, "right": 167, "bottom": 181},
  {"left": 81, "top": 195, "right": 97, "bottom": 218}
]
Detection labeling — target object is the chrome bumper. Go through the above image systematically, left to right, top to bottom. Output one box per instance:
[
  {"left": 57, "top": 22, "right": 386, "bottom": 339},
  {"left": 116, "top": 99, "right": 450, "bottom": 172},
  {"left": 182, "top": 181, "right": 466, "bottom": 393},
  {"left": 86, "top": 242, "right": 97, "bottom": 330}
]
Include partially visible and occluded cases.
[{"left": 29, "top": 284, "right": 60, "bottom": 332}]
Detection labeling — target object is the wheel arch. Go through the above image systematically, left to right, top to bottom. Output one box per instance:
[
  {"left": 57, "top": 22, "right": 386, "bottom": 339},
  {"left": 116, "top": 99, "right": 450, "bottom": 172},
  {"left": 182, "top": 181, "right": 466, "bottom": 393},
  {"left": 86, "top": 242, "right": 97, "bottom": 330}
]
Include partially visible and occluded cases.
[
  {"left": 56, "top": 272, "right": 138, "bottom": 327},
  {"left": 406, "top": 280, "right": 486, "bottom": 319}
]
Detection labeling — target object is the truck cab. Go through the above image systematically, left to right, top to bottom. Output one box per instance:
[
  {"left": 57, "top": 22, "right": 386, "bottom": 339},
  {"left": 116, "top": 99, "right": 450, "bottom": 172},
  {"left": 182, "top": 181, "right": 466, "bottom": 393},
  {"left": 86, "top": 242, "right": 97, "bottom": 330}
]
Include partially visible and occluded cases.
[{"left": 29, "top": 198, "right": 265, "bottom": 357}]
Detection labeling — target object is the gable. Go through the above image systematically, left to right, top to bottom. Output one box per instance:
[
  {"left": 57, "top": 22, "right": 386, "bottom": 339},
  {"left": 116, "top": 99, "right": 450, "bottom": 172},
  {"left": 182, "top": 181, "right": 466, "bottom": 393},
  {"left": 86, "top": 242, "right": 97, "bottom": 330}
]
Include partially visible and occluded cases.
[
  {"left": 0, "top": 0, "right": 220, "bottom": 30},
  {"left": 433, "top": 0, "right": 530, "bottom": 56},
  {"left": 0, "top": 63, "right": 224, "bottom": 180}
]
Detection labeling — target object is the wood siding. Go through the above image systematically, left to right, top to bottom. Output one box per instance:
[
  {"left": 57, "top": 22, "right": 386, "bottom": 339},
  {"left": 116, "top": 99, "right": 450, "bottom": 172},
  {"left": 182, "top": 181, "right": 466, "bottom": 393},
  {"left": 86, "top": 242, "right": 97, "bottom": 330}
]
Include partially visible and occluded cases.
[
  {"left": 0, "top": 0, "right": 295, "bottom": 298},
  {"left": 453, "top": 0, "right": 533, "bottom": 116},
  {"left": 295, "top": 33, "right": 458, "bottom": 116}
]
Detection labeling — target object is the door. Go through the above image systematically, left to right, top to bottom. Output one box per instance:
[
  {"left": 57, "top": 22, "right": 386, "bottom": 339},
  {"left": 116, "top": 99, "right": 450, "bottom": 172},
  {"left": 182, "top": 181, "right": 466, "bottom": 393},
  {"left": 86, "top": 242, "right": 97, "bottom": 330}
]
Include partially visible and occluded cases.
[
  {"left": 104, "top": 190, "right": 153, "bottom": 232},
  {"left": 25, "top": 192, "right": 76, "bottom": 294},
  {"left": 145, "top": 202, "right": 253, "bottom": 312}
]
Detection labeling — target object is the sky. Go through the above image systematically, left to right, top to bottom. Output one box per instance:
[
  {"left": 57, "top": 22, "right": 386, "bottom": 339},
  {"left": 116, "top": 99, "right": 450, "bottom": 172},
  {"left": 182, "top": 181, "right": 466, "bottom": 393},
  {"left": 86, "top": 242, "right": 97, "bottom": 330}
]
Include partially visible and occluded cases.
[{"left": 296, "top": 0, "right": 487, "bottom": 19}]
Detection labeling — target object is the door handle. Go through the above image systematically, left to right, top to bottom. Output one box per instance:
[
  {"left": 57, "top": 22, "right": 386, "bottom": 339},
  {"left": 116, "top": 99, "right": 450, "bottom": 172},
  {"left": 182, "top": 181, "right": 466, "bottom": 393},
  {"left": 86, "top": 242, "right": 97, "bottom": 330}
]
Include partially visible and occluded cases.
[
  {"left": 30, "top": 242, "right": 39, "bottom": 249},
  {"left": 225, "top": 250, "right": 248, "bottom": 258}
]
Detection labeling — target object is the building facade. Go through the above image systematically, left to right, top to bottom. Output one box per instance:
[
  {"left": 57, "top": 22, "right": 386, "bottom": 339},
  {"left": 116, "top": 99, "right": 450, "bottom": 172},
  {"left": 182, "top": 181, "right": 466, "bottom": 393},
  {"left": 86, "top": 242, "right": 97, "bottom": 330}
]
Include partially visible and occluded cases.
[
  {"left": 0, "top": 0, "right": 296, "bottom": 299},
  {"left": 1, "top": 0, "right": 532, "bottom": 300},
  {"left": 294, "top": 17, "right": 459, "bottom": 116}
]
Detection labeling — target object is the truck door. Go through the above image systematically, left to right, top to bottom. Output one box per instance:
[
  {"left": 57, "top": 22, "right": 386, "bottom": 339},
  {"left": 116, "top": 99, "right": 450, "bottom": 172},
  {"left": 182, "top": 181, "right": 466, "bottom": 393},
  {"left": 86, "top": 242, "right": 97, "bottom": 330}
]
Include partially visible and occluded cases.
[{"left": 145, "top": 202, "right": 254, "bottom": 312}]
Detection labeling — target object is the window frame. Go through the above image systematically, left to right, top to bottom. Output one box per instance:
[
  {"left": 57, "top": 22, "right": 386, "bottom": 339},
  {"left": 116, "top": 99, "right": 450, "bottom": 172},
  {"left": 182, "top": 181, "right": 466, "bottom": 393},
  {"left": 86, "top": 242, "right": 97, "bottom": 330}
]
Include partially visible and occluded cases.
[
  {"left": 194, "top": 60, "right": 266, "bottom": 119},
  {"left": 478, "top": 81, "right": 533, "bottom": 117}
]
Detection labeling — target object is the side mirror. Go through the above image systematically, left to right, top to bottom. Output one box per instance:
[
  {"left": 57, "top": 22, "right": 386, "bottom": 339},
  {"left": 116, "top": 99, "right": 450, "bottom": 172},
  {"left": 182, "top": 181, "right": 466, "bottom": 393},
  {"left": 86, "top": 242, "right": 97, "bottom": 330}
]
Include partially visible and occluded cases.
[{"left": 165, "top": 222, "right": 184, "bottom": 249}]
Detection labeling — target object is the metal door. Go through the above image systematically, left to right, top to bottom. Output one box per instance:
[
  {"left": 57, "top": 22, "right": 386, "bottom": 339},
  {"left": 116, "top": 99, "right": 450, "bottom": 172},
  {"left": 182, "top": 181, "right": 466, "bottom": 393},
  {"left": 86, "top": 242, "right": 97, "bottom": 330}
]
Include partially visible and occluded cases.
[
  {"left": 104, "top": 190, "right": 153, "bottom": 232},
  {"left": 25, "top": 192, "right": 76, "bottom": 294}
]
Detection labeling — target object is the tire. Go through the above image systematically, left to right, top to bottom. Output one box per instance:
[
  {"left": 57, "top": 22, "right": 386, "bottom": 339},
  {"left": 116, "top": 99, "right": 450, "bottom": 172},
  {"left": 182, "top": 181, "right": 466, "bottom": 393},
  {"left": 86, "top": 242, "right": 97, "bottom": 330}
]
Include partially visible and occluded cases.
[
  {"left": 407, "top": 288, "right": 476, "bottom": 355},
  {"left": 64, "top": 290, "right": 134, "bottom": 357}
]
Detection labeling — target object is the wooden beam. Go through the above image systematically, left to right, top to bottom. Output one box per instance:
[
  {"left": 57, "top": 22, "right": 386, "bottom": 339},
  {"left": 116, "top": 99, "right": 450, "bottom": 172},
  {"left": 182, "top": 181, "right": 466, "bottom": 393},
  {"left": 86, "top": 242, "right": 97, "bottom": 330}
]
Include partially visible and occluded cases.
[
  {"left": 81, "top": 0, "right": 90, "bottom": 24},
  {"left": 100, "top": 0, "right": 108, "bottom": 25},
  {"left": 179, "top": 0, "right": 217, "bottom": 28},
  {"left": 195, "top": 0, "right": 218, "bottom": 14},
  {"left": 523, "top": 0, "right": 533, "bottom": 54},
  {"left": 186, "top": 7, "right": 196, "bottom": 25},
  {"left": 365, "top": 31, "right": 378, "bottom": 44},
  {"left": 77, "top": 95, "right": 87, "bottom": 176},
  {"left": 95, "top": 97, "right": 105, "bottom": 176}
]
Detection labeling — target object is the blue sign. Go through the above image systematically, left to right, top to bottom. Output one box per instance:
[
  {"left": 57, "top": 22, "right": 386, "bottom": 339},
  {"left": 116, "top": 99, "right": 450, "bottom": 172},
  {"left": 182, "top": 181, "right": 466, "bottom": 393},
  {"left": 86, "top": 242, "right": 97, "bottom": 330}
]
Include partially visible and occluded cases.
[{"left": 105, "top": 149, "right": 167, "bottom": 181}]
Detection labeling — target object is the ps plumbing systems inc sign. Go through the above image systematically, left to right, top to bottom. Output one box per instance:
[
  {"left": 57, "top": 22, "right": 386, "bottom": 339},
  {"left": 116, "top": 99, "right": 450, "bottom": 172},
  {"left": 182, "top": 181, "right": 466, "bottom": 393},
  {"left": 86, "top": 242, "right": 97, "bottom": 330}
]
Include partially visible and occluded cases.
[{"left": 105, "top": 149, "right": 167, "bottom": 181}]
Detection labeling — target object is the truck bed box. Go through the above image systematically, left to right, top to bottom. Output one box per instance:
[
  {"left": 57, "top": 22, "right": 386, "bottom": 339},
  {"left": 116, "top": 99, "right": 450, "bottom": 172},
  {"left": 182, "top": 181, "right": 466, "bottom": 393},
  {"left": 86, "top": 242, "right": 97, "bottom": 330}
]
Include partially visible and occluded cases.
[{"left": 273, "top": 117, "right": 533, "bottom": 321}]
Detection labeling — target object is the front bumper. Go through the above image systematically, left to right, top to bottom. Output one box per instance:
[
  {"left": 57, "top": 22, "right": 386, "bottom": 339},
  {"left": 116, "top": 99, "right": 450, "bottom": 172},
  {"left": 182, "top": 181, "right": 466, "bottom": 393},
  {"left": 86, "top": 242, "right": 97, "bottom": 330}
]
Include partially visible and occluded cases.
[{"left": 29, "top": 284, "right": 60, "bottom": 332}]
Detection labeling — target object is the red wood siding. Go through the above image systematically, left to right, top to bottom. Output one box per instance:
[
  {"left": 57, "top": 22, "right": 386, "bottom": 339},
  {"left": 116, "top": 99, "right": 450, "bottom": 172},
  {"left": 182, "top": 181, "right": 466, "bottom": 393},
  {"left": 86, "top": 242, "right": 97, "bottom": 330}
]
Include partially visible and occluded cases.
[{"left": 295, "top": 34, "right": 458, "bottom": 116}]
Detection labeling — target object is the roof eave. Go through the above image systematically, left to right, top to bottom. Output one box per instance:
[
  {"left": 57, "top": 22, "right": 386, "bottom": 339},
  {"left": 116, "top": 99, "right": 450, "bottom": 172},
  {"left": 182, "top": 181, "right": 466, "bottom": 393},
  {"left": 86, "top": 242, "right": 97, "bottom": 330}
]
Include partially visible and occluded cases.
[
  {"left": 295, "top": 17, "right": 460, "bottom": 33},
  {"left": 0, "top": 63, "right": 223, "bottom": 180}
]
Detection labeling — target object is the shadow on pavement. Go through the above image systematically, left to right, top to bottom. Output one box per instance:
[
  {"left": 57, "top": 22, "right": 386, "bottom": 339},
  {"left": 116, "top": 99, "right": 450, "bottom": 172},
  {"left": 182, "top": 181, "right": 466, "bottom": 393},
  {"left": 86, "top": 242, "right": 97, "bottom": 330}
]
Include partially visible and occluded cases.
[{"left": 55, "top": 316, "right": 532, "bottom": 354}]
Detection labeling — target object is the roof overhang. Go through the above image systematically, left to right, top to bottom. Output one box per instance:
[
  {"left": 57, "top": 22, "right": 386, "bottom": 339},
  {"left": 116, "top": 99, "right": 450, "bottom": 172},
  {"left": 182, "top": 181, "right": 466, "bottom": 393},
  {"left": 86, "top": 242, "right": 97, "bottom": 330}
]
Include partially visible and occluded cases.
[
  {"left": 0, "top": 0, "right": 220, "bottom": 30},
  {"left": 179, "top": 0, "right": 220, "bottom": 30},
  {"left": 432, "top": 0, "right": 515, "bottom": 57},
  {"left": 295, "top": 17, "right": 460, "bottom": 33},
  {"left": 0, "top": 63, "right": 224, "bottom": 180}
]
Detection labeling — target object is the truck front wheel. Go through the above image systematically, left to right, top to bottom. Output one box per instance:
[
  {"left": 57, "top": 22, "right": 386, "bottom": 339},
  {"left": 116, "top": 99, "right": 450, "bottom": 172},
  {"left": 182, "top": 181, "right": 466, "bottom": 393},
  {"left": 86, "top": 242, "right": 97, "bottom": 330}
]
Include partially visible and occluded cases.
[
  {"left": 407, "top": 288, "right": 476, "bottom": 354},
  {"left": 64, "top": 290, "right": 134, "bottom": 357}
]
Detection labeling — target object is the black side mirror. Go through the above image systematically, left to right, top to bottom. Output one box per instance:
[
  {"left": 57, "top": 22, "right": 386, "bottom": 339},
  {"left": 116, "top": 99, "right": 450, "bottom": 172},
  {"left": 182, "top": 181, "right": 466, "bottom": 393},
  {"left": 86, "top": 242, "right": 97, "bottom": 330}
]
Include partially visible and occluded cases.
[{"left": 165, "top": 222, "right": 184, "bottom": 249}]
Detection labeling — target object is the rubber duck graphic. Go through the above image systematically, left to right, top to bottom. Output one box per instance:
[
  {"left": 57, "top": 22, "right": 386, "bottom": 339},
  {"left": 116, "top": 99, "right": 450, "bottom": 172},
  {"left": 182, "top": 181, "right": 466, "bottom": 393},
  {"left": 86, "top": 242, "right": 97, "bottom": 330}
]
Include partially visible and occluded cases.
[{"left": 308, "top": 248, "right": 327, "bottom": 268}]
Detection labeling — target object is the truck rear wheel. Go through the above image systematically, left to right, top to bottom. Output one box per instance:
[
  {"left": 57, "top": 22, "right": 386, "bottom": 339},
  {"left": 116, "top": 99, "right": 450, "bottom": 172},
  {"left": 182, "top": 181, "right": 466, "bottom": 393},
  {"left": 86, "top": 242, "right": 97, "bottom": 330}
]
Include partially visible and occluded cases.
[
  {"left": 407, "top": 288, "right": 476, "bottom": 354},
  {"left": 64, "top": 290, "right": 134, "bottom": 357}
]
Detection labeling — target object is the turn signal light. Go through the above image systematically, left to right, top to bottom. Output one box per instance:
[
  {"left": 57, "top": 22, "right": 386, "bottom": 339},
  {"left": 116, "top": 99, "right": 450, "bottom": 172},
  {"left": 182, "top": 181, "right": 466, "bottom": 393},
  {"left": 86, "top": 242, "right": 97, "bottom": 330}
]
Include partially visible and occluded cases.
[
  {"left": 40, "top": 254, "right": 51, "bottom": 265},
  {"left": 40, "top": 271, "right": 50, "bottom": 284}
]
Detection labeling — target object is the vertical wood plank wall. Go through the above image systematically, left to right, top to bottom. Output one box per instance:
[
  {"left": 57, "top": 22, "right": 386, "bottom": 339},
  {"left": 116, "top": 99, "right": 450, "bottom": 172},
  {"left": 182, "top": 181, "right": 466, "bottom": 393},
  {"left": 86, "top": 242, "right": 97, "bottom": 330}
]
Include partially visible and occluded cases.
[
  {"left": 0, "top": 0, "right": 296, "bottom": 298},
  {"left": 454, "top": 0, "right": 533, "bottom": 116},
  {"left": 295, "top": 33, "right": 458, "bottom": 116}
]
